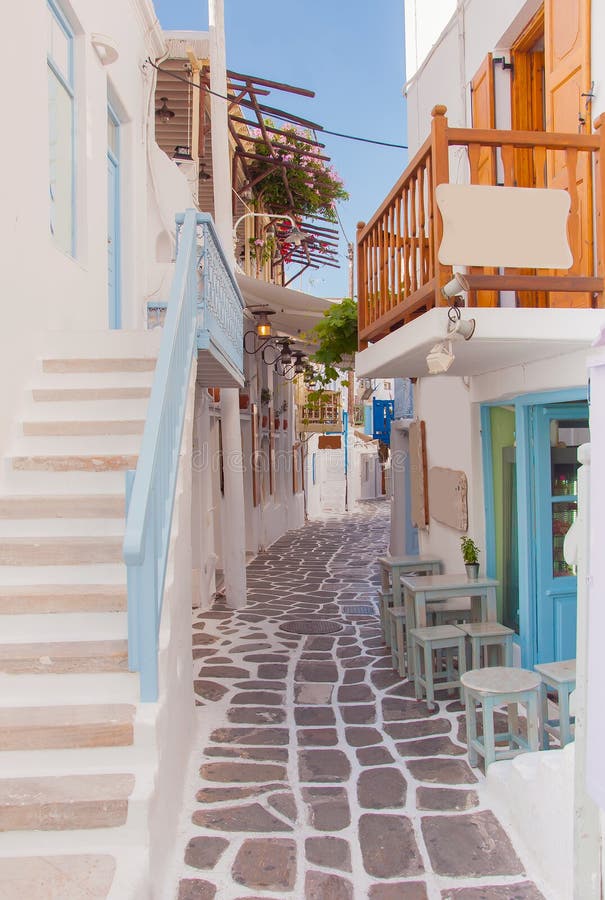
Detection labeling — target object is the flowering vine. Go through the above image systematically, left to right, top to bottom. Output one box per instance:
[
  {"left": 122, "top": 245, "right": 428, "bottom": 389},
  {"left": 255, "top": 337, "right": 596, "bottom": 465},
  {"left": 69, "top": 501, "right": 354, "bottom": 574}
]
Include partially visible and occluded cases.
[{"left": 247, "top": 121, "right": 348, "bottom": 222}]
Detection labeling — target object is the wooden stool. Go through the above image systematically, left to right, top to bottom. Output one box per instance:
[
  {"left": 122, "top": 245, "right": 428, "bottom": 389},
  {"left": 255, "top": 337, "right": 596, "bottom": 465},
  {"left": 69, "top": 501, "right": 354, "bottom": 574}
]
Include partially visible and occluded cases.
[
  {"left": 377, "top": 555, "right": 442, "bottom": 612},
  {"left": 378, "top": 591, "right": 393, "bottom": 643},
  {"left": 428, "top": 596, "right": 472, "bottom": 626},
  {"left": 389, "top": 606, "right": 406, "bottom": 676},
  {"left": 458, "top": 622, "right": 515, "bottom": 669},
  {"left": 409, "top": 624, "right": 466, "bottom": 711},
  {"left": 534, "top": 659, "right": 576, "bottom": 749},
  {"left": 461, "top": 667, "right": 541, "bottom": 770}
]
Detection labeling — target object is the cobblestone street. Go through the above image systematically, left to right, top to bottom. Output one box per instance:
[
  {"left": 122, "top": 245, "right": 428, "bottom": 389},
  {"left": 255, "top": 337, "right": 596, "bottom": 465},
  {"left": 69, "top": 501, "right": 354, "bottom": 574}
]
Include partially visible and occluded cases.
[{"left": 173, "top": 502, "right": 548, "bottom": 899}]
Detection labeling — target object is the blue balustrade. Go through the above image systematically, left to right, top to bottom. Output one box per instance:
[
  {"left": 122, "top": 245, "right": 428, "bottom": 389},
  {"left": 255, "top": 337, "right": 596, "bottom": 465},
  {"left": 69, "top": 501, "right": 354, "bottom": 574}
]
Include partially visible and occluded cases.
[
  {"left": 123, "top": 209, "right": 244, "bottom": 701},
  {"left": 197, "top": 212, "right": 244, "bottom": 382}
]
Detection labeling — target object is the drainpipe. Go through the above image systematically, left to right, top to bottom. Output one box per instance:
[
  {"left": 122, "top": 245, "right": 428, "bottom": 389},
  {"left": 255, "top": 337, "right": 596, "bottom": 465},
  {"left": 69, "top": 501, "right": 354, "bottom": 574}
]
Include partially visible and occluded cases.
[
  {"left": 209, "top": 0, "right": 247, "bottom": 609},
  {"left": 456, "top": 0, "right": 468, "bottom": 125}
]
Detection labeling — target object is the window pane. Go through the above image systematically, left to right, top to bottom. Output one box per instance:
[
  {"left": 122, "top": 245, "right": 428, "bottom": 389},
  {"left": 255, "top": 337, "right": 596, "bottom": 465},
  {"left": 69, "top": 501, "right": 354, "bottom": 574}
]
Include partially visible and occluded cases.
[
  {"left": 48, "top": 6, "right": 70, "bottom": 83},
  {"left": 49, "top": 69, "right": 73, "bottom": 253}
]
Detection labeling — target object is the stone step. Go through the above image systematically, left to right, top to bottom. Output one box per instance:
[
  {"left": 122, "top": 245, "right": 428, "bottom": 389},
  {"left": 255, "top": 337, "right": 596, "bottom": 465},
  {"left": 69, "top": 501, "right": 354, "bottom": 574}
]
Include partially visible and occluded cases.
[
  {"left": 43, "top": 358, "right": 156, "bottom": 374},
  {"left": 32, "top": 386, "right": 151, "bottom": 402},
  {"left": 23, "top": 419, "right": 146, "bottom": 437},
  {"left": 12, "top": 453, "right": 138, "bottom": 473},
  {"left": 3, "top": 470, "right": 126, "bottom": 495},
  {"left": 0, "top": 495, "right": 124, "bottom": 519},
  {"left": 0, "top": 536, "right": 123, "bottom": 566},
  {"left": 0, "top": 563, "right": 126, "bottom": 588},
  {"left": 0, "top": 585, "right": 127, "bottom": 614},
  {"left": 0, "top": 640, "right": 129, "bottom": 674},
  {"left": 0, "top": 704, "right": 135, "bottom": 750},
  {"left": 0, "top": 773, "right": 135, "bottom": 831},
  {"left": 0, "top": 854, "right": 116, "bottom": 899}
]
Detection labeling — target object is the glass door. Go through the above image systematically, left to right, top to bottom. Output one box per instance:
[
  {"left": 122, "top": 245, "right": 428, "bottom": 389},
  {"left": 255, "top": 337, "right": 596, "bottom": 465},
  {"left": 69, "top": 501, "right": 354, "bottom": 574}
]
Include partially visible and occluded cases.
[{"left": 533, "top": 402, "right": 589, "bottom": 662}]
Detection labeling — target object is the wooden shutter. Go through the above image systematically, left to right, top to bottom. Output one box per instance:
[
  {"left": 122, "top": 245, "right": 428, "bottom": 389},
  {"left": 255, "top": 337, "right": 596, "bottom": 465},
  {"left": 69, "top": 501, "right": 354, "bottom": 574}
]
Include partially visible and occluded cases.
[
  {"left": 545, "top": 0, "right": 593, "bottom": 307},
  {"left": 510, "top": 9, "right": 547, "bottom": 308},
  {"left": 470, "top": 55, "right": 498, "bottom": 306}
]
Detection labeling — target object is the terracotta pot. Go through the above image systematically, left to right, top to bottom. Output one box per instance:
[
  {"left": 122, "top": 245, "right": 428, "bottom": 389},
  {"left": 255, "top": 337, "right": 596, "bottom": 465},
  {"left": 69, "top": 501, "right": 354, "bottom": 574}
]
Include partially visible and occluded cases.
[
  {"left": 239, "top": 394, "right": 250, "bottom": 410},
  {"left": 261, "top": 415, "right": 268, "bottom": 429},
  {"left": 274, "top": 417, "right": 280, "bottom": 430},
  {"left": 282, "top": 419, "right": 288, "bottom": 430}
]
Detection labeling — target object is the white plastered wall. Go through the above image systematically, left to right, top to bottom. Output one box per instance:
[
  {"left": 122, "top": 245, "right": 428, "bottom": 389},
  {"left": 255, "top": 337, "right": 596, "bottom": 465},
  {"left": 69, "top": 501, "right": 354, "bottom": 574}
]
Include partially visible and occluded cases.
[
  {"left": 0, "top": 0, "right": 194, "bottom": 460},
  {"left": 404, "top": 0, "right": 543, "bottom": 152}
]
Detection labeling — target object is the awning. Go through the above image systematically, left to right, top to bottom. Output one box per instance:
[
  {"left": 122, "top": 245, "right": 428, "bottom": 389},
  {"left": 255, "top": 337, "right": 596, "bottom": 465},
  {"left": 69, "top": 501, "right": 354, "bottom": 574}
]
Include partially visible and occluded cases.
[
  {"left": 236, "top": 272, "right": 334, "bottom": 342},
  {"left": 356, "top": 308, "right": 605, "bottom": 379}
]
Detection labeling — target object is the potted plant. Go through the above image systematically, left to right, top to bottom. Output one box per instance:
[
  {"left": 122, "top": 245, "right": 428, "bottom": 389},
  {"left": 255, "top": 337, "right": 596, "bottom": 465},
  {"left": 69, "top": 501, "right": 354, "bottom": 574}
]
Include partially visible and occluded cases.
[
  {"left": 260, "top": 387, "right": 272, "bottom": 406},
  {"left": 460, "top": 536, "right": 480, "bottom": 580}
]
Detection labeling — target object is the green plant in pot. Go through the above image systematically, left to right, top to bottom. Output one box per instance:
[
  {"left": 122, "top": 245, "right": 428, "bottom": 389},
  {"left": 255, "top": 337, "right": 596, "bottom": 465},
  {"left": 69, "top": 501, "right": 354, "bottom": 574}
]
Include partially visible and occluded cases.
[{"left": 460, "top": 536, "right": 480, "bottom": 579}]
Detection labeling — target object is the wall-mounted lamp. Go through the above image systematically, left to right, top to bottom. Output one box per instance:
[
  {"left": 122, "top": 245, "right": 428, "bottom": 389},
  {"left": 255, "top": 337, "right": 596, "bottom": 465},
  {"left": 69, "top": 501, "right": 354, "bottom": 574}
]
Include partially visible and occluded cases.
[
  {"left": 156, "top": 98, "right": 175, "bottom": 124},
  {"left": 233, "top": 212, "right": 308, "bottom": 252},
  {"left": 441, "top": 273, "right": 469, "bottom": 300},
  {"left": 446, "top": 303, "right": 475, "bottom": 341},
  {"left": 243, "top": 311, "right": 308, "bottom": 380},
  {"left": 426, "top": 341, "right": 455, "bottom": 375}
]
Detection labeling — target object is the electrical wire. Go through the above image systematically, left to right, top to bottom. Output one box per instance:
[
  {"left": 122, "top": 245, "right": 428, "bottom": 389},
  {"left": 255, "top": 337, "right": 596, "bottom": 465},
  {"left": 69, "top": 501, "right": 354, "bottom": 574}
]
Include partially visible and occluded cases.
[{"left": 148, "top": 58, "right": 408, "bottom": 151}]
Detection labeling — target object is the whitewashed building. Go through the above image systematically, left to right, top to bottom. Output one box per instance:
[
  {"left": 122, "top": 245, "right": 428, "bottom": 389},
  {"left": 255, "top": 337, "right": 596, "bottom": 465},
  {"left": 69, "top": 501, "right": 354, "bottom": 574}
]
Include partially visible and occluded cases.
[
  {"left": 0, "top": 0, "right": 335, "bottom": 896},
  {"left": 356, "top": 0, "right": 605, "bottom": 896}
]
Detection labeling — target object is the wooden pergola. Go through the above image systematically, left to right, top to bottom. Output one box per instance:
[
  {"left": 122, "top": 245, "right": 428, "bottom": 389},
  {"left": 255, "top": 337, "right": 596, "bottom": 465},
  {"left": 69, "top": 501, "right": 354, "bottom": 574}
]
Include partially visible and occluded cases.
[{"left": 204, "top": 68, "right": 342, "bottom": 284}]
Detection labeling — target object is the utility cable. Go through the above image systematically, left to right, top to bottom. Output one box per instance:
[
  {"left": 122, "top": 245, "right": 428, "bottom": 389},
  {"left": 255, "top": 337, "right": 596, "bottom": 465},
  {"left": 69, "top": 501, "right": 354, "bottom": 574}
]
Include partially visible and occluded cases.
[{"left": 148, "top": 59, "right": 408, "bottom": 150}]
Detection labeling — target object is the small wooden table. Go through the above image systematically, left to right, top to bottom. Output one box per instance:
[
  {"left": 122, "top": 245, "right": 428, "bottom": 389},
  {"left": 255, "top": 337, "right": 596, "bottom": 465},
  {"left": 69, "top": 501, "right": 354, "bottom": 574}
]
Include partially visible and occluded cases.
[
  {"left": 377, "top": 555, "right": 442, "bottom": 609},
  {"left": 401, "top": 573, "right": 499, "bottom": 678}
]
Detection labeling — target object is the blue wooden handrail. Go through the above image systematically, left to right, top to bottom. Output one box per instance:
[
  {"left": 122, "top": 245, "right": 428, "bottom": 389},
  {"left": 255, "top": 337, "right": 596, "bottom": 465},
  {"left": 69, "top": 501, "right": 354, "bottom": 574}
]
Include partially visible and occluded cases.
[{"left": 123, "top": 209, "right": 243, "bottom": 701}]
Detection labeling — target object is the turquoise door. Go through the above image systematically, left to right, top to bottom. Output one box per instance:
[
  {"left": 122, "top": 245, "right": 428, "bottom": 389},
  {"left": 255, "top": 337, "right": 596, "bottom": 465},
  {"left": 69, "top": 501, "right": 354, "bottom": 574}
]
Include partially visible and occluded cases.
[
  {"left": 107, "top": 106, "right": 120, "bottom": 328},
  {"left": 533, "top": 402, "right": 589, "bottom": 663}
]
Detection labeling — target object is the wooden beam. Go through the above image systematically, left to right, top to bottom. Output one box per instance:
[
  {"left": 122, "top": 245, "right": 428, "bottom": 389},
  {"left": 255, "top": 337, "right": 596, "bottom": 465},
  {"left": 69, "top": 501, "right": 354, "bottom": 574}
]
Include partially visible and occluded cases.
[
  {"left": 227, "top": 70, "right": 315, "bottom": 97},
  {"left": 229, "top": 114, "right": 326, "bottom": 148},
  {"left": 447, "top": 126, "right": 599, "bottom": 151},
  {"left": 462, "top": 274, "right": 604, "bottom": 293}
]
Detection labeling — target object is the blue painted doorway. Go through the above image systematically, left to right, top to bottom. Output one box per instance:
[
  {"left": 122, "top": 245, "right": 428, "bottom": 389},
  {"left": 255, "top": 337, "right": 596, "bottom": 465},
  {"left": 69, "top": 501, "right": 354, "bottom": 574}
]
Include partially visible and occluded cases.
[
  {"left": 107, "top": 105, "right": 121, "bottom": 328},
  {"left": 482, "top": 391, "right": 588, "bottom": 667},
  {"left": 532, "top": 401, "right": 589, "bottom": 663}
]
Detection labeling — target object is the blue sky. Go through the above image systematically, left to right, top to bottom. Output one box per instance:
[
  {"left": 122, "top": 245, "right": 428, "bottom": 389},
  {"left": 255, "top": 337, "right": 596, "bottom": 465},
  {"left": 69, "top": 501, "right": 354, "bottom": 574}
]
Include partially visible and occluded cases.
[{"left": 153, "top": 0, "right": 407, "bottom": 298}]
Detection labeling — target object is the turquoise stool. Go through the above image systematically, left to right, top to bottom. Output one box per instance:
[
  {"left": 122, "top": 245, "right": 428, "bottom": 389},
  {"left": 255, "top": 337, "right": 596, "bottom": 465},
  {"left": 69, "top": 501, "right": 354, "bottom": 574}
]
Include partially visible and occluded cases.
[
  {"left": 378, "top": 590, "right": 393, "bottom": 644},
  {"left": 389, "top": 606, "right": 406, "bottom": 676},
  {"left": 458, "top": 622, "right": 515, "bottom": 669},
  {"left": 409, "top": 624, "right": 467, "bottom": 711},
  {"left": 534, "top": 659, "right": 576, "bottom": 749},
  {"left": 461, "top": 667, "right": 541, "bottom": 770}
]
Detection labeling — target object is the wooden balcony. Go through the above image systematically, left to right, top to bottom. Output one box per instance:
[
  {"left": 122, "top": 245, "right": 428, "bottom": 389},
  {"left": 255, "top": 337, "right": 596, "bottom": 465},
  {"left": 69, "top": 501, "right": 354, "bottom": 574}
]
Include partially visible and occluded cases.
[
  {"left": 357, "top": 105, "right": 605, "bottom": 346},
  {"left": 296, "top": 390, "right": 342, "bottom": 434}
]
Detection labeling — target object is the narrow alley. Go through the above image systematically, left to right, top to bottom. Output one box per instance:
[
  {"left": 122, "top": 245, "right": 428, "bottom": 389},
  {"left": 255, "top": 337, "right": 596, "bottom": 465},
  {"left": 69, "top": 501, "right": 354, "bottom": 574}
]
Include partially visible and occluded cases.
[{"left": 172, "top": 503, "right": 549, "bottom": 900}]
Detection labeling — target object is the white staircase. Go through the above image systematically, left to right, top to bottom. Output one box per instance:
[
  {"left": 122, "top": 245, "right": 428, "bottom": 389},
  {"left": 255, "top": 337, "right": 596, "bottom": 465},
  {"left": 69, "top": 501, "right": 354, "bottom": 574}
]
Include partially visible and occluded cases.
[{"left": 0, "top": 331, "right": 163, "bottom": 899}]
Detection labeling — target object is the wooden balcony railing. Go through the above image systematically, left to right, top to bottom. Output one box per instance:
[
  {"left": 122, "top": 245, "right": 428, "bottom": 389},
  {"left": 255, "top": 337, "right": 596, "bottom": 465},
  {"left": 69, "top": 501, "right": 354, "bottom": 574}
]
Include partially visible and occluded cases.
[
  {"left": 357, "top": 105, "right": 605, "bottom": 346},
  {"left": 296, "top": 390, "right": 342, "bottom": 434}
]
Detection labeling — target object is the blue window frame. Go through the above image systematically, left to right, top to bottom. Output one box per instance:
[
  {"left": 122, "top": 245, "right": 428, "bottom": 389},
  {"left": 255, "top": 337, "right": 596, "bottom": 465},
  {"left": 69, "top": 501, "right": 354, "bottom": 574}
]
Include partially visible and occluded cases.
[{"left": 47, "top": 0, "right": 75, "bottom": 255}]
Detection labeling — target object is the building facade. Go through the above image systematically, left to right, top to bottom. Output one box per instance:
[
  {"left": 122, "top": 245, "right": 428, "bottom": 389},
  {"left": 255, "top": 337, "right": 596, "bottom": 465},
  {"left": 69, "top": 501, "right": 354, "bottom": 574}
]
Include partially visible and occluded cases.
[{"left": 356, "top": 0, "right": 605, "bottom": 895}]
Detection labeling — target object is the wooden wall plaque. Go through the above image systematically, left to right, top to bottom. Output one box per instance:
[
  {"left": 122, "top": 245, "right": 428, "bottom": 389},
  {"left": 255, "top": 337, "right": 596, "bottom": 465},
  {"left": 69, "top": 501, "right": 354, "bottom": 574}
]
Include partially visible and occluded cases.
[
  {"left": 409, "top": 420, "right": 429, "bottom": 529},
  {"left": 318, "top": 435, "right": 342, "bottom": 450},
  {"left": 428, "top": 466, "right": 468, "bottom": 531}
]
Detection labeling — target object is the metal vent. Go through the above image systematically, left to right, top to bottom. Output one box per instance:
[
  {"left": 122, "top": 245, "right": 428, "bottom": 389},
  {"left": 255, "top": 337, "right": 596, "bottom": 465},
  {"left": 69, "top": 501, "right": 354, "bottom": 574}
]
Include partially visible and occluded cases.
[
  {"left": 340, "top": 605, "right": 376, "bottom": 616},
  {"left": 280, "top": 620, "right": 343, "bottom": 634}
]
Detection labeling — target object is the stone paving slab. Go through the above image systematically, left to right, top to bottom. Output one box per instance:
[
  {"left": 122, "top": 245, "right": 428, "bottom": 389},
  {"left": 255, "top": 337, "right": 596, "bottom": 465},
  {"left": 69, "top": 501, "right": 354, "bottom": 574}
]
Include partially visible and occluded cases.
[{"left": 172, "top": 503, "right": 549, "bottom": 899}]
